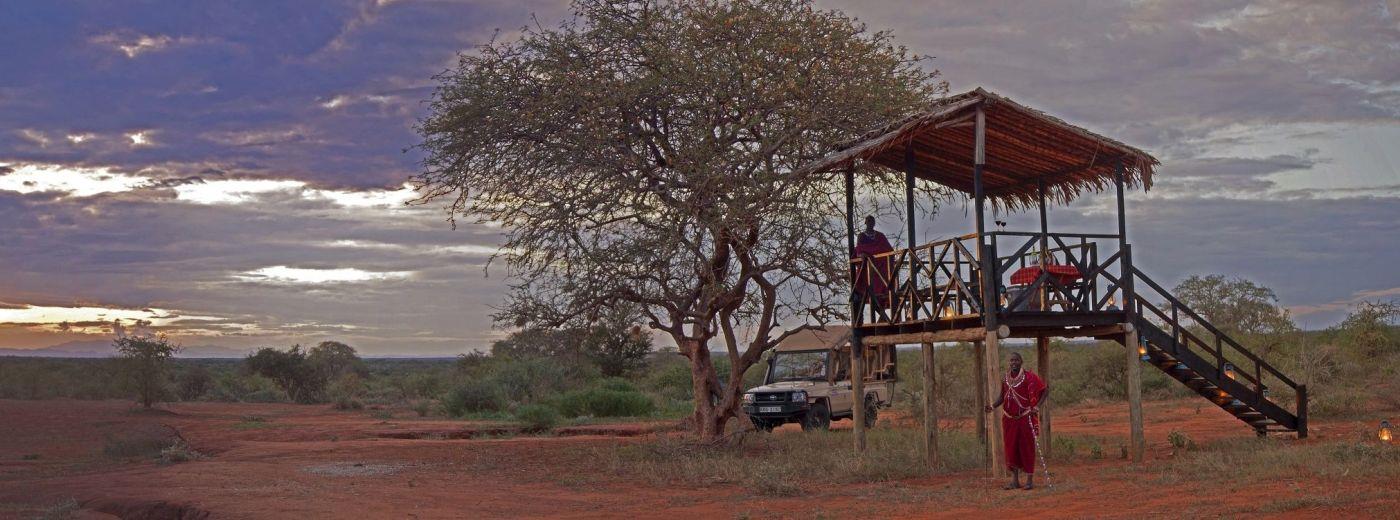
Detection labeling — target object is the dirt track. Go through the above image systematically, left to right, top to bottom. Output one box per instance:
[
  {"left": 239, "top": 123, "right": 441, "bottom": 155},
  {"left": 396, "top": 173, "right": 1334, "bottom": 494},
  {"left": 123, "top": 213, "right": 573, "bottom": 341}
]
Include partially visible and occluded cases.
[{"left": 0, "top": 398, "right": 1392, "bottom": 519}]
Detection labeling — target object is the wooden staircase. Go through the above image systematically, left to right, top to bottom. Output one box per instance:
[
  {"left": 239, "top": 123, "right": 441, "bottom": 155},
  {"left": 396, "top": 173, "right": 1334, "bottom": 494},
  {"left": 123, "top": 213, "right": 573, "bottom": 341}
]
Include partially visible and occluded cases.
[{"left": 1124, "top": 268, "right": 1307, "bottom": 437}]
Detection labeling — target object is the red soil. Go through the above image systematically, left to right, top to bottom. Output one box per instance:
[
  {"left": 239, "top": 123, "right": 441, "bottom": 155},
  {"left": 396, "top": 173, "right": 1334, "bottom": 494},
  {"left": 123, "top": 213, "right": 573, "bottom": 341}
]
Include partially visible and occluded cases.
[{"left": 0, "top": 398, "right": 1392, "bottom": 519}]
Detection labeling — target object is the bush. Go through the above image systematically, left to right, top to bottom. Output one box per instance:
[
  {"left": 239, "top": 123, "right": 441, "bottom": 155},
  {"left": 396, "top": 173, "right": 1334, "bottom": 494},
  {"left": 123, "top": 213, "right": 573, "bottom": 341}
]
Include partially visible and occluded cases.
[
  {"left": 175, "top": 365, "right": 213, "bottom": 401},
  {"left": 596, "top": 377, "right": 639, "bottom": 393},
  {"left": 442, "top": 379, "right": 507, "bottom": 416},
  {"left": 556, "top": 387, "right": 654, "bottom": 418},
  {"left": 333, "top": 395, "right": 364, "bottom": 410},
  {"left": 411, "top": 399, "right": 433, "bottom": 417},
  {"left": 514, "top": 404, "right": 561, "bottom": 432},
  {"left": 1167, "top": 430, "right": 1195, "bottom": 450},
  {"left": 158, "top": 440, "right": 203, "bottom": 464}
]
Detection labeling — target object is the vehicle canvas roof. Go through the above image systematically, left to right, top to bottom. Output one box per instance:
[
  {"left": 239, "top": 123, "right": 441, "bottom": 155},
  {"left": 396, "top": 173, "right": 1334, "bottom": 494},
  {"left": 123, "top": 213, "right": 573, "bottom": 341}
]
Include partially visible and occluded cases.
[{"left": 775, "top": 326, "right": 852, "bottom": 352}]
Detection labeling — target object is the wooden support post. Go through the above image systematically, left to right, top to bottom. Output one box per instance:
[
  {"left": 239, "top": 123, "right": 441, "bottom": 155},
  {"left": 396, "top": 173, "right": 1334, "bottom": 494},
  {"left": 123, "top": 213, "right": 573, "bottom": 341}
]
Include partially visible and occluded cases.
[
  {"left": 905, "top": 147, "right": 919, "bottom": 321},
  {"left": 1124, "top": 326, "right": 1145, "bottom": 463},
  {"left": 984, "top": 330, "right": 1006, "bottom": 477},
  {"left": 1036, "top": 336, "right": 1052, "bottom": 448},
  {"left": 851, "top": 338, "right": 867, "bottom": 453},
  {"left": 974, "top": 341, "right": 987, "bottom": 445},
  {"left": 921, "top": 342, "right": 939, "bottom": 470}
]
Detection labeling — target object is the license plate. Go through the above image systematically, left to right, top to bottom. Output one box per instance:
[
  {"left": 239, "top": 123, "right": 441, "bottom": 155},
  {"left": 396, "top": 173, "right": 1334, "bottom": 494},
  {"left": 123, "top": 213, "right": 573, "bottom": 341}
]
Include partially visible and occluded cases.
[{"left": 759, "top": 406, "right": 781, "bottom": 413}]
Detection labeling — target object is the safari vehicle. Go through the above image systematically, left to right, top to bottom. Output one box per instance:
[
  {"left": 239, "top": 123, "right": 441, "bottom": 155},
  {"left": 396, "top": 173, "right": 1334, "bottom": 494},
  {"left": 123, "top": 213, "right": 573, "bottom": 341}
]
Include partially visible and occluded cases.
[{"left": 741, "top": 327, "right": 895, "bottom": 431}]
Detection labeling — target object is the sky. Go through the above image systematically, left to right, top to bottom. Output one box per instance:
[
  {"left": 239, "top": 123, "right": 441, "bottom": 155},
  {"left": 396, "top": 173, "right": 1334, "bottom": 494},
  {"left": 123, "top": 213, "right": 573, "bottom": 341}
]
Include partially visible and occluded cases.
[{"left": 1, "top": 0, "right": 1396, "bottom": 356}]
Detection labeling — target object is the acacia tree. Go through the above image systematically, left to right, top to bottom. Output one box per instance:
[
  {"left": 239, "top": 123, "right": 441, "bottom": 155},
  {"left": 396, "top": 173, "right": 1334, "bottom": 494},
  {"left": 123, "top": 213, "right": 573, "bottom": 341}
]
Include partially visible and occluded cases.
[{"left": 415, "top": 0, "right": 945, "bottom": 439}]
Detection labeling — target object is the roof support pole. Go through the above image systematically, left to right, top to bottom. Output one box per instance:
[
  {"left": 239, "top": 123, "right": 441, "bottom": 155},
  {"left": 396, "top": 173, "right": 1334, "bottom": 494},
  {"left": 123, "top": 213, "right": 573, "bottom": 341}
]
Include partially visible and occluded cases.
[
  {"left": 973, "top": 104, "right": 1006, "bottom": 478},
  {"left": 973, "top": 106, "right": 995, "bottom": 330},
  {"left": 904, "top": 146, "right": 919, "bottom": 321},
  {"left": 1114, "top": 159, "right": 1144, "bottom": 463},
  {"left": 845, "top": 166, "right": 868, "bottom": 455}
]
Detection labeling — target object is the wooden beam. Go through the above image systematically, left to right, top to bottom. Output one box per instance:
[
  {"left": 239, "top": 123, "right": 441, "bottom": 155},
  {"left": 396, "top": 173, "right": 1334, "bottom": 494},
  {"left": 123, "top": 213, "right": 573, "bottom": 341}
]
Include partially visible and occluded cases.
[
  {"left": 1006, "top": 322, "right": 1132, "bottom": 339},
  {"left": 859, "top": 325, "right": 1007, "bottom": 346},
  {"left": 1124, "top": 326, "right": 1144, "bottom": 463},
  {"left": 984, "top": 330, "right": 1006, "bottom": 477},
  {"left": 1036, "top": 336, "right": 1052, "bottom": 449},
  {"left": 852, "top": 337, "right": 867, "bottom": 453},
  {"left": 922, "top": 342, "right": 939, "bottom": 470}
]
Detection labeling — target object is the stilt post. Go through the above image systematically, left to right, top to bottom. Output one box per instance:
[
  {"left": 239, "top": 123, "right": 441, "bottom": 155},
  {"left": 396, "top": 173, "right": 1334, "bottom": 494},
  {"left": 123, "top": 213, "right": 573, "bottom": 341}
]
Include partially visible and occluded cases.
[
  {"left": 1124, "top": 326, "right": 1145, "bottom": 463},
  {"left": 984, "top": 330, "right": 1006, "bottom": 477},
  {"left": 1036, "top": 336, "right": 1052, "bottom": 448},
  {"left": 851, "top": 337, "right": 867, "bottom": 453},
  {"left": 921, "top": 341, "right": 939, "bottom": 469},
  {"left": 974, "top": 341, "right": 987, "bottom": 445}
]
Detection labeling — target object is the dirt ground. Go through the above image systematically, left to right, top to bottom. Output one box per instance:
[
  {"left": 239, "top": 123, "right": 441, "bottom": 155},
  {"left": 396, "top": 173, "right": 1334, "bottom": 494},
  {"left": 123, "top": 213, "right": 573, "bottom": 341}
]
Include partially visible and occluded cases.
[{"left": 0, "top": 398, "right": 1393, "bottom": 519}]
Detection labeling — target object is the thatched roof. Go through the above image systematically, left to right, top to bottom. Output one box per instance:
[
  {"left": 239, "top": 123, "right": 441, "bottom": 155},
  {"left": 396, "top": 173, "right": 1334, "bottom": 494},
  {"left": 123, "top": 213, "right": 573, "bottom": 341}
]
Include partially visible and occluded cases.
[{"left": 800, "top": 88, "right": 1160, "bottom": 209}]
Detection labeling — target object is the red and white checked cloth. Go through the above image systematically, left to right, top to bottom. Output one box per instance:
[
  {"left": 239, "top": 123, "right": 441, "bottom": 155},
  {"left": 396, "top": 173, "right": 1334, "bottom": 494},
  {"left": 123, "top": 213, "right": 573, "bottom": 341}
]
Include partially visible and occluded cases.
[{"left": 1009, "top": 264, "right": 1081, "bottom": 286}]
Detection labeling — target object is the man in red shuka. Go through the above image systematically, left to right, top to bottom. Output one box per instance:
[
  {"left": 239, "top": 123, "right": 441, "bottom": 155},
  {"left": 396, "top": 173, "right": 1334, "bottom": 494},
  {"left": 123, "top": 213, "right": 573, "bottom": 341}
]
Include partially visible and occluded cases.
[
  {"left": 852, "top": 215, "right": 894, "bottom": 319},
  {"left": 984, "top": 352, "right": 1048, "bottom": 490}
]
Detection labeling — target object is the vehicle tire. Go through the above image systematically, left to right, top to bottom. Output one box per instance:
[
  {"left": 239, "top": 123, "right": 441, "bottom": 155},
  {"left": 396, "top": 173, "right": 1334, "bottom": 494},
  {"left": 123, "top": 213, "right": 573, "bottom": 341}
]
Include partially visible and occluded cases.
[
  {"left": 862, "top": 395, "right": 879, "bottom": 429},
  {"left": 802, "top": 401, "right": 831, "bottom": 431}
]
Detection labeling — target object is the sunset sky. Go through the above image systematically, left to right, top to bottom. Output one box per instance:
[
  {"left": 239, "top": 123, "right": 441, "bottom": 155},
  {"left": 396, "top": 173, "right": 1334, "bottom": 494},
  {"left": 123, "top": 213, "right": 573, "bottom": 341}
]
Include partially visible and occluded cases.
[{"left": 2, "top": 1, "right": 1397, "bottom": 355}]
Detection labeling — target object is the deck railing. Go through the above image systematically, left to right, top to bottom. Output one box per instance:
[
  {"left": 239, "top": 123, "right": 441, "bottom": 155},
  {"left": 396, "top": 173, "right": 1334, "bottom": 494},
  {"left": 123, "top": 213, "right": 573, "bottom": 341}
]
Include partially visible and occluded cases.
[{"left": 849, "top": 231, "right": 1130, "bottom": 327}]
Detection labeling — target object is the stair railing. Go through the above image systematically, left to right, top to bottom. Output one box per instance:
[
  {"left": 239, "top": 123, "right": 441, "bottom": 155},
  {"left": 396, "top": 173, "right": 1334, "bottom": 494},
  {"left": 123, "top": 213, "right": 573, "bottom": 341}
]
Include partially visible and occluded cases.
[{"left": 1130, "top": 267, "right": 1302, "bottom": 414}]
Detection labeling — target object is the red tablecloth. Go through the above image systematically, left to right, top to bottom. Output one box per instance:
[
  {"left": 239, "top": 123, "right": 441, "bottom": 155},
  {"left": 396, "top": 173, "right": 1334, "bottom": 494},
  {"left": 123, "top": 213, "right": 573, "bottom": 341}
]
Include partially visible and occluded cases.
[{"left": 1010, "top": 264, "right": 1081, "bottom": 286}]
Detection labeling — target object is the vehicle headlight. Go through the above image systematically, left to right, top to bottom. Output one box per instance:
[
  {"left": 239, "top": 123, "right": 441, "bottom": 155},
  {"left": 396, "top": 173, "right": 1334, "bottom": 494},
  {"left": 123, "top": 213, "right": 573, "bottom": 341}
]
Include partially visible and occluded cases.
[
  {"left": 791, "top": 391, "right": 807, "bottom": 402},
  {"left": 743, "top": 393, "right": 755, "bottom": 404}
]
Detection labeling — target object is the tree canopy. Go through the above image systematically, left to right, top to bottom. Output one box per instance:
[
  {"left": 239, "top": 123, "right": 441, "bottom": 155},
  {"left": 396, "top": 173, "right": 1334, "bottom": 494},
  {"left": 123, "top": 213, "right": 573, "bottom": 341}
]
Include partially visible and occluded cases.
[{"left": 415, "top": 0, "right": 947, "bottom": 437}]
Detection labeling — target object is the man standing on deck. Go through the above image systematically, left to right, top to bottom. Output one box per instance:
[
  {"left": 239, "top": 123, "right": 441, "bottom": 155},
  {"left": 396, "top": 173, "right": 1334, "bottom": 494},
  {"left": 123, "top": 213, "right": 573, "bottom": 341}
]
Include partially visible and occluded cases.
[
  {"left": 852, "top": 215, "right": 894, "bottom": 319},
  {"left": 984, "top": 352, "right": 1048, "bottom": 490}
]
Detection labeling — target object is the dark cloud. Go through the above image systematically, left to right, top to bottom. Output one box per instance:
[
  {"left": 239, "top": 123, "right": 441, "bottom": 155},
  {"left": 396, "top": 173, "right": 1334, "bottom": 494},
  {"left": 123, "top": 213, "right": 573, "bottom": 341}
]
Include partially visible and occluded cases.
[{"left": 0, "top": 0, "right": 1395, "bottom": 353}]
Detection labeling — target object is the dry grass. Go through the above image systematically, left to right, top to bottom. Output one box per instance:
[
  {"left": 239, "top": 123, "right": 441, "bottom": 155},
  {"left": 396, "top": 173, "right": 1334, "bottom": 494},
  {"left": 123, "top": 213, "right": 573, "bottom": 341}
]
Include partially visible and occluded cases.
[
  {"left": 590, "top": 427, "right": 984, "bottom": 496},
  {"left": 1138, "top": 434, "right": 1400, "bottom": 487}
]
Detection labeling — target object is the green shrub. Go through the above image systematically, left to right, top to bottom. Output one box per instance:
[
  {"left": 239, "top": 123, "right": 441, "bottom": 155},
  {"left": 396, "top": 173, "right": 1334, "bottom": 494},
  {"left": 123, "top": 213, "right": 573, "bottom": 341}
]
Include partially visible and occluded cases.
[
  {"left": 596, "top": 377, "right": 639, "bottom": 393},
  {"left": 442, "top": 379, "right": 507, "bottom": 416},
  {"left": 243, "top": 388, "right": 288, "bottom": 403},
  {"left": 556, "top": 388, "right": 654, "bottom": 418},
  {"left": 332, "top": 395, "right": 364, "bottom": 410},
  {"left": 411, "top": 399, "right": 433, "bottom": 417},
  {"left": 514, "top": 404, "right": 561, "bottom": 431},
  {"left": 1167, "top": 430, "right": 1195, "bottom": 450}
]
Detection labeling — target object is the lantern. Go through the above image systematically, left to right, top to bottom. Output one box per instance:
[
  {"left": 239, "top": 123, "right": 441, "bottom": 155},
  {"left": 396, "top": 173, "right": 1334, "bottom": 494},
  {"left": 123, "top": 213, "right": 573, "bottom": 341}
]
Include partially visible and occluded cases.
[
  {"left": 1106, "top": 296, "right": 1117, "bottom": 309},
  {"left": 942, "top": 306, "right": 955, "bottom": 319},
  {"left": 1137, "top": 342, "right": 1149, "bottom": 361},
  {"left": 1223, "top": 362, "right": 1237, "bottom": 380},
  {"left": 1382, "top": 421, "right": 1394, "bottom": 443}
]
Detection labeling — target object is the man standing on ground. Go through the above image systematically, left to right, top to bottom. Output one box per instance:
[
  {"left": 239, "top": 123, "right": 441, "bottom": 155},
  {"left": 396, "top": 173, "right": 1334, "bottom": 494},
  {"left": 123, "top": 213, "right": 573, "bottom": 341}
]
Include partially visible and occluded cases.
[{"left": 984, "top": 352, "right": 1048, "bottom": 490}]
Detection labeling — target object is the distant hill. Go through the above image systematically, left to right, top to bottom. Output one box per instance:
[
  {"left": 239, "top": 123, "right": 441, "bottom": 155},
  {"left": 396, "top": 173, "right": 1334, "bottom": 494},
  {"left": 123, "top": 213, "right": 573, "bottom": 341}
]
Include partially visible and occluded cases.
[{"left": 0, "top": 339, "right": 250, "bottom": 359}]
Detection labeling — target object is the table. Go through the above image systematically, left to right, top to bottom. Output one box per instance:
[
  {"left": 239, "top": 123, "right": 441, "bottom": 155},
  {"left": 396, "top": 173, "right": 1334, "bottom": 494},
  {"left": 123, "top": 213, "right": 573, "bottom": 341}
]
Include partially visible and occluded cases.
[{"left": 1010, "top": 264, "right": 1082, "bottom": 286}]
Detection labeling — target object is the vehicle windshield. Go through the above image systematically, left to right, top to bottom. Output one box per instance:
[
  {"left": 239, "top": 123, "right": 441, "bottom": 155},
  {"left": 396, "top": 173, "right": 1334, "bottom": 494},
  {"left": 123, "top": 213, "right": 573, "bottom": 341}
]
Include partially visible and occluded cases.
[{"left": 769, "top": 351, "right": 828, "bottom": 382}]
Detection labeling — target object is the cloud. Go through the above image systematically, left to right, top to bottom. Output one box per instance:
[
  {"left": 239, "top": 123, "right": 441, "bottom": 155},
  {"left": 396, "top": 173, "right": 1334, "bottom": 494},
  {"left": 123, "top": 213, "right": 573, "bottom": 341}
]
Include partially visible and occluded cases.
[
  {"left": 90, "top": 31, "right": 205, "bottom": 58},
  {"left": 234, "top": 266, "right": 416, "bottom": 285},
  {"left": 1290, "top": 287, "right": 1400, "bottom": 318}
]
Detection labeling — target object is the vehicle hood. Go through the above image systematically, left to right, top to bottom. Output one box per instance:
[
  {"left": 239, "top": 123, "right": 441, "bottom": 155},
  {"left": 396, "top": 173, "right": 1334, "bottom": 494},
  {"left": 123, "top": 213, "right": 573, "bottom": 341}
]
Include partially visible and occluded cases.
[{"left": 746, "top": 380, "right": 822, "bottom": 393}]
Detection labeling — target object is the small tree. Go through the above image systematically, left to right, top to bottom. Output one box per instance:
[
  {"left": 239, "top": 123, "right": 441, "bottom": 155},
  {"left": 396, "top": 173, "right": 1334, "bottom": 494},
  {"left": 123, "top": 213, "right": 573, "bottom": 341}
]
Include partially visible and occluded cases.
[
  {"left": 1174, "top": 274, "right": 1296, "bottom": 356},
  {"left": 1335, "top": 300, "right": 1399, "bottom": 355},
  {"left": 583, "top": 311, "right": 653, "bottom": 377},
  {"left": 114, "top": 335, "right": 181, "bottom": 409},
  {"left": 307, "top": 341, "right": 367, "bottom": 381},
  {"left": 245, "top": 345, "right": 320, "bottom": 402}
]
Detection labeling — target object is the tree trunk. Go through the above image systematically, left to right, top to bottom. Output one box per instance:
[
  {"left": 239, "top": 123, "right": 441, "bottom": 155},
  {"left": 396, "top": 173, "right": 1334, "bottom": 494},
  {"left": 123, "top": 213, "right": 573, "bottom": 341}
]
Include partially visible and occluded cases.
[{"left": 683, "top": 339, "right": 726, "bottom": 440}]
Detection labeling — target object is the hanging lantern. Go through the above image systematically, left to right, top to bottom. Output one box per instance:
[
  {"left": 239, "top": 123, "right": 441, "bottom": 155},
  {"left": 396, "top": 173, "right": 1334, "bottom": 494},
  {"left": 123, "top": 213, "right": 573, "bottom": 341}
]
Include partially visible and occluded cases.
[
  {"left": 1106, "top": 295, "right": 1117, "bottom": 310},
  {"left": 942, "top": 306, "right": 955, "bottom": 319},
  {"left": 1138, "top": 342, "right": 1149, "bottom": 361},
  {"left": 1223, "top": 362, "right": 1237, "bottom": 380},
  {"left": 1382, "top": 421, "right": 1394, "bottom": 443}
]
